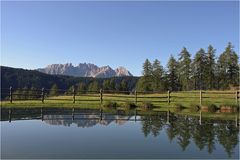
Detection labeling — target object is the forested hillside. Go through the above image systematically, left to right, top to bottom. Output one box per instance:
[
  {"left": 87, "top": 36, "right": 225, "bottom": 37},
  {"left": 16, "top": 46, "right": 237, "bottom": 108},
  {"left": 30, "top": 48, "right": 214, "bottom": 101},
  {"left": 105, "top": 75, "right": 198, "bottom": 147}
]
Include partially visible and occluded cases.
[{"left": 1, "top": 66, "right": 139, "bottom": 99}]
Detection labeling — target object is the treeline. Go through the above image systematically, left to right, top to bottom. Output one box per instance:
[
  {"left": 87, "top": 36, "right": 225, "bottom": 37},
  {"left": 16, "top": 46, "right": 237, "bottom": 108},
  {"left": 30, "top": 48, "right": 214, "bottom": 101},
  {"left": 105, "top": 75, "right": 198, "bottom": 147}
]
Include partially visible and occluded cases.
[
  {"left": 137, "top": 42, "right": 239, "bottom": 92},
  {"left": 10, "top": 77, "right": 138, "bottom": 99}
]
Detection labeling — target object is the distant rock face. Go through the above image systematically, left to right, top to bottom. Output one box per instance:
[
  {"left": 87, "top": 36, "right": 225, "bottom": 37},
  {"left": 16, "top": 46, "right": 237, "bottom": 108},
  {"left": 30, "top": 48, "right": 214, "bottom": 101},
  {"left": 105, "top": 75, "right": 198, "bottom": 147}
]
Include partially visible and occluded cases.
[
  {"left": 37, "top": 63, "right": 133, "bottom": 78},
  {"left": 115, "top": 66, "right": 132, "bottom": 77}
]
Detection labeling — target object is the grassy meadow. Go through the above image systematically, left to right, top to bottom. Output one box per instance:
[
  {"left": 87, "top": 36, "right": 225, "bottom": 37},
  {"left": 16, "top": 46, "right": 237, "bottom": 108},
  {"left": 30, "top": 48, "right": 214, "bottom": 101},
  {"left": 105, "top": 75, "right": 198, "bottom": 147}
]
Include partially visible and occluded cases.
[{"left": 1, "top": 90, "right": 238, "bottom": 108}]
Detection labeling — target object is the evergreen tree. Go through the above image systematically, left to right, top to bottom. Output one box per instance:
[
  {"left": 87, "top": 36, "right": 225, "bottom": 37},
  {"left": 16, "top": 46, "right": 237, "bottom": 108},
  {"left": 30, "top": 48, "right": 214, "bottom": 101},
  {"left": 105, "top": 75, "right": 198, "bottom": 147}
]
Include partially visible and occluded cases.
[
  {"left": 216, "top": 43, "right": 239, "bottom": 89},
  {"left": 226, "top": 43, "right": 239, "bottom": 86},
  {"left": 205, "top": 45, "right": 216, "bottom": 90},
  {"left": 178, "top": 47, "right": 192, "bottom": 90},
  {"left": 192, "top": 48, "right": 207, "bottom": 90},
  {"left": 216, "top": 54, "right": 228, "bottom": 89},
  {"left": 167, "top": 55, "right": 179, "bottom": 91},
  {"left": 137, "top": 59, "right": 153, "bottom": 91},
  {"left": 142, "top": 59, "right": 153, "bottom": 76},
  {"left": 152, "top": 59, "right": 165, "bottom": 91},
  {"left": 136, "top": 77, "right": 146, "bottom": 92},
  {"left": 109, "top": 78, "right": 116, "bottom": 90},
  {"left": 103, "top": 79, "right": 111, "bottom": 90},
  {"left": 120, "top": 79, "right": 128, "bottom": 91},
  {"left": 88, "top": 81, "right": 99, "bottom": 92},
  {"left": 77, "top": 82, "right": 87, "bottom": 94},
  {"left": 115, "top": 82, "right": 121, "bottom": 91},
  {"left": 49, "top": 84, "right": 58, "bottom": 96},
  {"left": 66, "top": 85, "right": 75, "bottom": 95},
  {"left": 22, "top": 86, "right": 29, "bottom": 99},
  {"left": 29, "top": 86, "right": 38, "bottom": 99},
  {"left": 13, "top": 88, "right": 22, "bottom": 100}
]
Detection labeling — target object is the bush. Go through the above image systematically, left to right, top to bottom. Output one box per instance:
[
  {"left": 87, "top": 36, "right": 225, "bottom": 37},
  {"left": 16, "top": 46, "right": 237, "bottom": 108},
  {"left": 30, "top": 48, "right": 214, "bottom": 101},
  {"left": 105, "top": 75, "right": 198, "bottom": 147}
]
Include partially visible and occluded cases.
[
  {"left": 103, "top": 101, "right": 118, "bottom": 108},
  {"left": 122, "top": 101, "right": 137, "bottom": 109},
  {"left": 140, "top": 101, "right": 153, "bottom": 110},
  {"left": 174, "top": 104, "right": 185, "bottom": 112},
  {"left": 189, "top": 104, "right": 200, "bottom": 112},
  {"left": 208, "top": 104, "right": 218, "bottom": 113}
]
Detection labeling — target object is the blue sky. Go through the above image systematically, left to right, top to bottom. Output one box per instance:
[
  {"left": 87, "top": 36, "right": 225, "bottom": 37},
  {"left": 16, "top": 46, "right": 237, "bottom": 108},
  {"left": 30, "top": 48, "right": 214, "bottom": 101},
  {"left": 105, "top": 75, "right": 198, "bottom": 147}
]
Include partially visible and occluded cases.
[{"left": 1, "top": 1, "right": 239, "bottom": 76}]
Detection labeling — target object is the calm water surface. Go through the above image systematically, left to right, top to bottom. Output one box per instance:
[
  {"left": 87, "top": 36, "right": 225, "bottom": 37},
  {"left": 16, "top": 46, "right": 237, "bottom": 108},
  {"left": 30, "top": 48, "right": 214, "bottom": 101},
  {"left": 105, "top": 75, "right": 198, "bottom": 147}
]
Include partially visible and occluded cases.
[{"left": 1, "top": 108, "right": 239, "bottom": 159}]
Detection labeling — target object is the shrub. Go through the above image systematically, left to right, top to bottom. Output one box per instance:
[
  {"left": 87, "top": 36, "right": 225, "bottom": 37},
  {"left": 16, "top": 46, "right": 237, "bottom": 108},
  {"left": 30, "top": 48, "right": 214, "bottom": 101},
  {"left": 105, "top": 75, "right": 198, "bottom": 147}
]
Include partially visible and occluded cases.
[
  {"left": 103, "top": 101, "right": 118, "bottom": 108},
  {"left": 122, "top": 101, "right": 137, "bottom": 109},
  {"left": 140, "top": 101, "right": 153, "bottom": 110},
  {"left": 174, "top": 104, "right": 185, "bottom": 112},
  {"left": 189, "top": 104, "right": 200, "bottom": 112},
  {"left": 208, "top": 104, "right": 218, "bottom": 113}
]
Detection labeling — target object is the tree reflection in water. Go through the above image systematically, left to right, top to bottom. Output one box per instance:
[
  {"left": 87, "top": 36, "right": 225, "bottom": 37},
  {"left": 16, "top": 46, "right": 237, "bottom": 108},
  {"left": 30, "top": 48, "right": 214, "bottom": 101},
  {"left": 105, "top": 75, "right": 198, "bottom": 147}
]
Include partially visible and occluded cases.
[
  {"left": 142, "top": 113, "right": 239, "bottom": 158},
  {"left": 141, "top": 114, "right": 165, "bottom": 137},
  {"left": 216, "top": 123, "right": 239, "bottom": 157}
]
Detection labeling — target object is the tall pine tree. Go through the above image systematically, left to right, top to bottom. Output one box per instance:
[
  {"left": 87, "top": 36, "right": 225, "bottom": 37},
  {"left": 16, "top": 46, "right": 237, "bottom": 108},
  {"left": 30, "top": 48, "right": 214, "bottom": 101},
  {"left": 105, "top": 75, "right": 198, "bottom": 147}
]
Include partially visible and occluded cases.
[
  {"left": 217, "top": 42, "right": 239, "bottom": 89},
  {"left": 205, "top": 45, "right": 216, "bottom": 90},
  {"left": 178, "top": 47, "right": 192, "bottom": 90},
  {"left": 192, "top": 48, "right": 207, "bottom": 90},
  {"left": 167, "top": 55, "right": 179, "bottom": 91},
  {"left": 137, "top": 59, "right": 153, "bottom": 91},
  {"left": 142, "top": 59, "right": 153, "bottom": 77},
  {"left": 152, "top": 59, "right": 165, "bottom": 91},
  {"left": 103, "top": 79, "right": 111, "bottom": 90},
  {"left": 88, "top": 81, "right": 99, "bottom": 92},
  {"left": 77, "top": 82, "right": 87, "bottom": 94},
  {"left": 49, "top": 84, "right": 59, "bottom": 96}
]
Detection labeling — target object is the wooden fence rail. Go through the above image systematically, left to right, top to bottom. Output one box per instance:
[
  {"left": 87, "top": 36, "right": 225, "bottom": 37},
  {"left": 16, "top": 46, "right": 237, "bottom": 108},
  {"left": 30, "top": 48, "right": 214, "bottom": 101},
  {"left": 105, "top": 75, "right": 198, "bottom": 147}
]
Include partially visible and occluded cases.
[{"left": 3, "top": 86, "right": 240, "bottom": 106}]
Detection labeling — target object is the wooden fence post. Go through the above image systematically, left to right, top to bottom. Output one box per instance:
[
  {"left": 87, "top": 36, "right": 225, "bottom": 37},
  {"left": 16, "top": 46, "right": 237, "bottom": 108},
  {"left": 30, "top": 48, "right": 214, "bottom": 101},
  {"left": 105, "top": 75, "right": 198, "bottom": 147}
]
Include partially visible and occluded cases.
[
  {"left": 9, "top": 86, "right": 12, "bottom": 103},
  {"left": 73, "top": 87, "right": 75, "bottom": 104},
  {"left": 41, "top": 88, "right": 45, "bottom": 103},
  {"left": 100, "top": 89, "right": 103, "bottom": 104},
  {"left": 135, "top": 90, "right": 137, "bottom": 104},
  {"left": 167, "top": 90, "right": 170, "bottom": 104},
  {"left": 200, "top": 90, "right": 202, "bottom": 106}
]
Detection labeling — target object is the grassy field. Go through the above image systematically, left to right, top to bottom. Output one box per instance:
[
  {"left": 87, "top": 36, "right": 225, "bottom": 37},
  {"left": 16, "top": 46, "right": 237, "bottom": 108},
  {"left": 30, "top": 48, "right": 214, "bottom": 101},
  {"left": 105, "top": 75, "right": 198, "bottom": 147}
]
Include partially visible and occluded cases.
[{"left": 1, "top": 91, "right": 238, "bottom": 108}]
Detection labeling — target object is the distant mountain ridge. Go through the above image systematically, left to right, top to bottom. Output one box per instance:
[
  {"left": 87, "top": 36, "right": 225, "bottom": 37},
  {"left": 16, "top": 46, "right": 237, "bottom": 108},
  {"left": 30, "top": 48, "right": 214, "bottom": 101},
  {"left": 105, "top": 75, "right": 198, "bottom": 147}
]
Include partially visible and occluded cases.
[{"left": 37, "top": 63, "right": 133, "bottom": 78}]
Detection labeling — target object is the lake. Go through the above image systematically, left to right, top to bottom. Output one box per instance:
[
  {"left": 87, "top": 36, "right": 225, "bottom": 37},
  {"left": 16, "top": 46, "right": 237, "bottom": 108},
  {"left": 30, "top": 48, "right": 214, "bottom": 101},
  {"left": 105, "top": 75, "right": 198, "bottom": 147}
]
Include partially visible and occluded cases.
[{"left": 1, "top": 108, "right": 239, "bottom": 159}]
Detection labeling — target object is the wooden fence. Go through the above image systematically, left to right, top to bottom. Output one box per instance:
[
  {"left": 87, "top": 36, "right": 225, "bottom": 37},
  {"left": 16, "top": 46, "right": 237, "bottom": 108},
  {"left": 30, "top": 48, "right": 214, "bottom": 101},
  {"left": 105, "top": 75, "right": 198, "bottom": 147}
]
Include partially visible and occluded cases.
[{"left": 1, "top": 86, "right": 239, "bottom": 105}]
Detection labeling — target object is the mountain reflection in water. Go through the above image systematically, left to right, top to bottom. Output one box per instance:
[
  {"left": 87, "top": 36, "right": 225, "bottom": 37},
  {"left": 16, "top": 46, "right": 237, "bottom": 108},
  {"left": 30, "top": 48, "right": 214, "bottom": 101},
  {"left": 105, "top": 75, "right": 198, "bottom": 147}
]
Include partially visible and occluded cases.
[
  {"left": 1, "top": 108, "right": 239, "bottom": 158},
  {"left": 43, "top": 114, "right": 132, "bottom": 127}
]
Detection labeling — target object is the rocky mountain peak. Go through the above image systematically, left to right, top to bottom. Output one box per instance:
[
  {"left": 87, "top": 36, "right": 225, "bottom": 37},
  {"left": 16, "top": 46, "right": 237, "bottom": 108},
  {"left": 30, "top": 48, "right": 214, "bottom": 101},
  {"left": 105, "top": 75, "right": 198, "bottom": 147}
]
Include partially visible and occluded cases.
[
  {"left": 37, "top": 63, "right": 133, "bottom": 78},
  {"left": 115, "top": 66, "right": 132, "bottom": 76}
]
